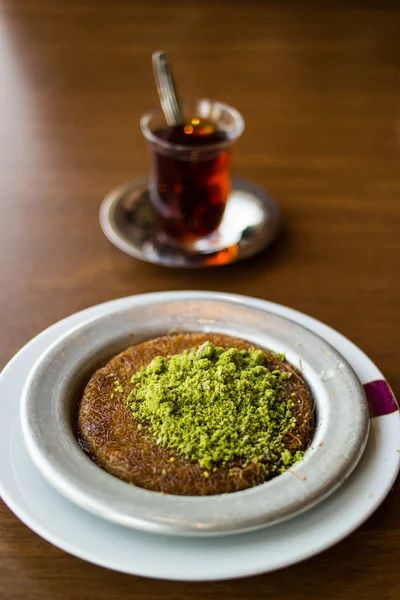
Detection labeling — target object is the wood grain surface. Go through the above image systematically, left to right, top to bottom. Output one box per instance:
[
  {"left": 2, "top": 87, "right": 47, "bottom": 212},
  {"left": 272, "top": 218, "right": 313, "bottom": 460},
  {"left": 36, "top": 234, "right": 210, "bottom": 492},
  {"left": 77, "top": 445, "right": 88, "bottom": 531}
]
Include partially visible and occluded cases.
[{"left": 0, "top": 1, "right": 399, "bottom": 598}]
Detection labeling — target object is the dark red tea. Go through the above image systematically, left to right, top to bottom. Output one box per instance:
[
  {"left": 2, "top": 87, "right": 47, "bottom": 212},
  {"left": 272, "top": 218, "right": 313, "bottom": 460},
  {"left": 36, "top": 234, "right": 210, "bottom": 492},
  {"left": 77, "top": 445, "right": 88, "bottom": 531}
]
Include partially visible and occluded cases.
[{"left": 150, "top": 120, "right": 232, "bottom": 241}]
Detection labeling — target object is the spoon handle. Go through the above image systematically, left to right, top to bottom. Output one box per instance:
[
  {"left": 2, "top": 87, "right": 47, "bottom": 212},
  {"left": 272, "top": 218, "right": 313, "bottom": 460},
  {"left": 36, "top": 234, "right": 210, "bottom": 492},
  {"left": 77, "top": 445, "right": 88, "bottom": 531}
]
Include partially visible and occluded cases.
[{"left": 152, "top": 50, "right": 183, "bottom": 127}]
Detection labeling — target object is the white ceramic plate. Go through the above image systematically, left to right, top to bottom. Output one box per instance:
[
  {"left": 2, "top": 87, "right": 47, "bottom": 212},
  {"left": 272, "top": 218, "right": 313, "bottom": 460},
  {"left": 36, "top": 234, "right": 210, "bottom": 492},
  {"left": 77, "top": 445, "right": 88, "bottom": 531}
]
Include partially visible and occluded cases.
[{"left": 0, "top": 292, "right": 399, "bottom": 581}]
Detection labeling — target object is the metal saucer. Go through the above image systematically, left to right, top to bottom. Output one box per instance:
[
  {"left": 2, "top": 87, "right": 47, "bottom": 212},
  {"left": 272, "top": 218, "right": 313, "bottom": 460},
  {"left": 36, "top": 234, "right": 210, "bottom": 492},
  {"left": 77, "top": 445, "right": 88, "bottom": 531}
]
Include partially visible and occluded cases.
[
  {"left": 99, "top": 176, "right": 281, "bottom": 267},
  {"left": 20, "top": 292, "right": 370, "bottom": 537}
]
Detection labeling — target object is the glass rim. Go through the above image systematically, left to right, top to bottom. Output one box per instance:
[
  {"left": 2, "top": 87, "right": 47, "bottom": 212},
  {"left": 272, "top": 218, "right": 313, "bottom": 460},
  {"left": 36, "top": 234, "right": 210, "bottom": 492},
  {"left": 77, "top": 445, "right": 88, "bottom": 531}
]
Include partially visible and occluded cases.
[{"left": 140, "top": 98, "right": 245, "bottom": 154}]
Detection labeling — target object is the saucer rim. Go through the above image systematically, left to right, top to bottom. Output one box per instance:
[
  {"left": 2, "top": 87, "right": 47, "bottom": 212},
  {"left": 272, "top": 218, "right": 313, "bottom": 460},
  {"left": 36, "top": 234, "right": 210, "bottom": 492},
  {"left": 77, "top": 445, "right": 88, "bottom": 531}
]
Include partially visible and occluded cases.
[{"left": 99, "top": 176, "right": 281, "bottom": 268}]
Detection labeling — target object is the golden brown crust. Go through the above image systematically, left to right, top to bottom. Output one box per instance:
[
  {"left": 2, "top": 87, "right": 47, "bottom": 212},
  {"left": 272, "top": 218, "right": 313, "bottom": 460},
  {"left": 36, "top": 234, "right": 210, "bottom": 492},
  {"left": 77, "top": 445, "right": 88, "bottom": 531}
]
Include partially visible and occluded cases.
[{"left": 77, "top": 333, "right": 314, "bottom": 495}]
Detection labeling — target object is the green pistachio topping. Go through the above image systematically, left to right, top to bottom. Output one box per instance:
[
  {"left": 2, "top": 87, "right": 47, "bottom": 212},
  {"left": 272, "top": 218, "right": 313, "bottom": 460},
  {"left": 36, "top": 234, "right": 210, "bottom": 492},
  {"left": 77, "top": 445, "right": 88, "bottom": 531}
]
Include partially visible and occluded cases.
[
  {"left": 126, "top": 342, "right": 304, "bottom": 473},
  {"left": 114, "top": 381, "right": 124, "bottom": 394}
]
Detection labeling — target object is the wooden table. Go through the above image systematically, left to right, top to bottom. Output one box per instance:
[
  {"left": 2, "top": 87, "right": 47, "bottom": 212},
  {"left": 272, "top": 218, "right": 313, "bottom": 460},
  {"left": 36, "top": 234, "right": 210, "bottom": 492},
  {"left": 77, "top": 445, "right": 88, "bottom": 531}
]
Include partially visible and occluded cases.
[{"left": 1, "top": 1, "right": 399, "bottom": 598}]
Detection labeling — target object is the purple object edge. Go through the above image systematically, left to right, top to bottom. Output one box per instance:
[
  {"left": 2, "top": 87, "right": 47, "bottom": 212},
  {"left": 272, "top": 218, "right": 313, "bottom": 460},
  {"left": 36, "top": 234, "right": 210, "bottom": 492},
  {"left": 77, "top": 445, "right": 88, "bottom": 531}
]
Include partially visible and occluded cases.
[{"left": 364, "top": 380, "right": 399, "bottom": 418}]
